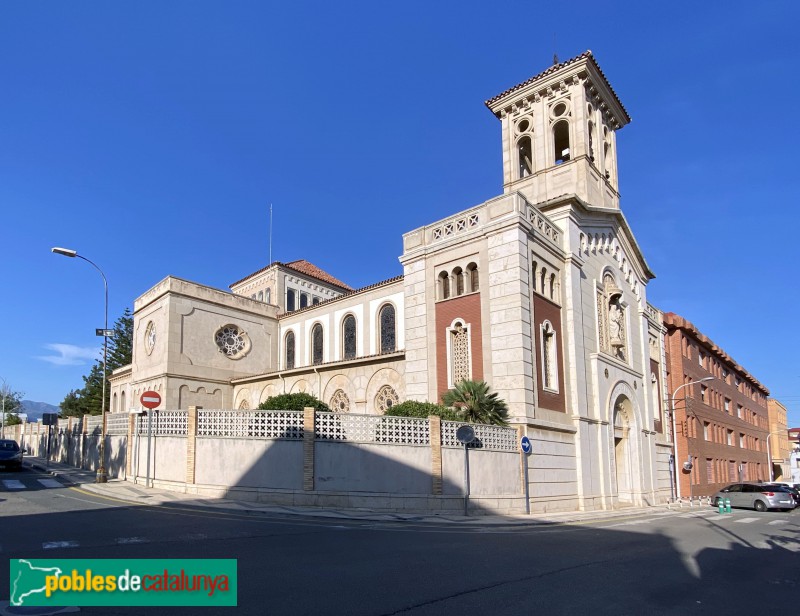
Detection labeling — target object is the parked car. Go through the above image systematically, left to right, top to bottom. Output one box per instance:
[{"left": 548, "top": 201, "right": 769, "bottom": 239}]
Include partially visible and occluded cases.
[
  {"left": 0, "top": 439, "right": 23, "bottom": 471},
  {"left": 712, "top": 483, "right": 796, "bottom": 512},
  {"left": 765, "top": 483, "right": 800, "bottom": 506}
]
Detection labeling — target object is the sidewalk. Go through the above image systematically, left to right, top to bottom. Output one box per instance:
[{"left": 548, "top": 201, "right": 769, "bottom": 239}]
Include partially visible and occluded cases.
[{"left": 24, "top": 456, "right": 681, "bottom": 527}]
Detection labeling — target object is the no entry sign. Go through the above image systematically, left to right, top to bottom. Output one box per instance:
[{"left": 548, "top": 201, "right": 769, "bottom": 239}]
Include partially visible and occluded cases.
[{"left": 140, "top": 390, "right": 162, "bottom": 409}]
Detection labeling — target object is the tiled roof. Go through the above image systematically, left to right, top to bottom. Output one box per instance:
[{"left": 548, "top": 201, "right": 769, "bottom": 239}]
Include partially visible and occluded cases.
[
  {"left": 485, "top": 50, "right": 631, "bottom": 124},
  {"left": 229, "top": 260, "right": 352, "bottom": 291},
  {"left": 283, "top": 260, "right": 352, "bottom": 291},
  {"left": 278, "top": 275, "right": 404, "bottom": 319},
  {"left": 664, "top": 312, "right": 769, "bottom": 395}
]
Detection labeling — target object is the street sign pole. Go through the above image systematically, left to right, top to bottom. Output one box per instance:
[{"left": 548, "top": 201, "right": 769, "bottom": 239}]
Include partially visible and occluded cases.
[
  {"left": 139, "top": 391, "right": 162, "bottom": 489},
  {"left": 456, "top": 425, "right": 476, "bottom": 517},
  {"left": 520, "top": 435, "right": 532, "bottom": 515}
]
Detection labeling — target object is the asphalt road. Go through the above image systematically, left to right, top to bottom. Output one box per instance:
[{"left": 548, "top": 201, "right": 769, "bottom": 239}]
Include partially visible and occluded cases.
[{"left": 2, "top": 466, "right": 799, "bottom": 615}]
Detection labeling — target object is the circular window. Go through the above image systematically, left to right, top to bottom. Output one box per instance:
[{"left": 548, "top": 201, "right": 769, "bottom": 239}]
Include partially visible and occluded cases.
[
  {"left": 553, "top": 102, "right": 568, "bottom": 117},
  {"left": 515, "top": 118, "right": 531, "bottom": 134},
  {"left": 144, "top": 321, "right": 156, "bottom": 356},
  {"left": 214, "top": 324, "right": 251, "bottom": 359},
  {"left": 375, "top": 385, "right": 399, "bottom": 413},
  {"left": 330, "top": 389, "right": 350, "bottom": 413}
]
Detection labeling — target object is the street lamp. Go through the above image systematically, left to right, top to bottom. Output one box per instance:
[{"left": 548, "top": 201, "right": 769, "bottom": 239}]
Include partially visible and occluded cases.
[
  {"left": 51, "top": 246, "right": 109, "bottom": 483},
  {"left": 669, "top": 376, "right": 715, "bottom": 500}
]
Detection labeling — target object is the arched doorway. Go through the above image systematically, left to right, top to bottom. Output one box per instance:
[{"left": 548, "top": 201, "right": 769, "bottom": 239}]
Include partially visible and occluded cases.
[{"left": 612, "top": 396, "right": 634, "bottom": 503}]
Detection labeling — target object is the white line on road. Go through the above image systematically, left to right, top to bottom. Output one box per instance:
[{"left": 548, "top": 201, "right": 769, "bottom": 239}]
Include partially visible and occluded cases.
[
  {"left": 37, "top": 479, "right": 62, "bottom": 488},
  {"left": 2, "top": 480, "right": 26, "bottom": 490},
  {"left": 735, "top": 517, "right": 759, "bottom": 524},
  {"left": 768, "top": 520, "right": 788, "bottom": 526},
  {"left": 43, "top": 541, "right": 79, "bottom": 549}
]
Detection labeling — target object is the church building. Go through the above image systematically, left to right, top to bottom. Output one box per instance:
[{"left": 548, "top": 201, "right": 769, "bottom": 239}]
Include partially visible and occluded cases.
[{"left": 110, "top": 51, "right": 673, "bottom": 512}]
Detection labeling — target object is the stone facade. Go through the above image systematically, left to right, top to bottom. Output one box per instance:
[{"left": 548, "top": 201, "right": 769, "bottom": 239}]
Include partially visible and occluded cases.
[{"left": 111, "top": 51, "right": 677, "bottom": 512}]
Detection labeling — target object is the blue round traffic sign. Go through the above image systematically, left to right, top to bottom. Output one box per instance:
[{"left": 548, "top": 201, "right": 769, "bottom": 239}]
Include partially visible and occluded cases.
[{"left": 520, "top": 435, "right": 532, "bottom": 454}]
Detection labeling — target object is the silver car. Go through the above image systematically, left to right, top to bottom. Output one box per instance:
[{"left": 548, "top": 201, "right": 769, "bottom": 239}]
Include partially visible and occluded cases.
[{"left": 713, "top": 483, "right": 797, "bottom": 512}]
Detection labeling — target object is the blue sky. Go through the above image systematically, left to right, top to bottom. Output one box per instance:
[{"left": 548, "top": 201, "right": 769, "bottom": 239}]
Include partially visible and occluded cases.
[{"left": 2, "top": 1, "right": 798, "bottom": 426}]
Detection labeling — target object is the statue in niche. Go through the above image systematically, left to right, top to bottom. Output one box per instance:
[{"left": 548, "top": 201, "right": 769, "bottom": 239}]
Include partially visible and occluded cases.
[{"left": 601, "top": 273, "right": 627, "bottom": 361}]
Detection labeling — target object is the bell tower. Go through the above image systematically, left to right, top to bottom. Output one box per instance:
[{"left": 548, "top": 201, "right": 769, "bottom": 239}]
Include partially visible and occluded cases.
[{"left": 485, "top": 51, "right": 630, "bottom": 210}]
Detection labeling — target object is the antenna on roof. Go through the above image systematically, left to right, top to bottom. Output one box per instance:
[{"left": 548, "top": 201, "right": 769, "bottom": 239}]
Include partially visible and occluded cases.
[
  {"left": 553, "top": 33, "right": 559, "bottom": 65},
  {"left": 269, "top": 203, "right": 273, "bottom": 265}
]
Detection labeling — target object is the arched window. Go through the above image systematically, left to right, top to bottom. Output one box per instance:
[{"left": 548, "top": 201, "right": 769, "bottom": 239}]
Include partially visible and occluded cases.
[
  {"left": 553, "top": 120, "right": 570, "bottom": 164},
  {"left": 588, "top": 120, "right": 595, "bottom": 162},
  {"left": 517, "top": 136, "right": 532, "bottom": 178},
  {"left": 466, "top": 262, "right": 479, "bottom": 292},
  {"left": 453, "top": 267, "right": 464, "bottom": 296},
  {"left": 540, "top": 267, "right": 547, "bottom": 295},
  {"left": 439, "top": 271, "right": 450, "bottom": 300},
  {"left": 549, "top": 273, "right": 557, "bottom": 301},
  {"left": 265, "top": 288, "right": 271, "bottom": 304},
  {"left": 286, "top": 289, "right": 296, "bottom": 312},
  {"left": 257, "top": 291, "right": 263, "bottom": 302},
  {"left": 300, "top": 293, "right": 308, "bottom": 309},
  {"left": 379, "top": 304, "right": 396, "bottom": 353},
  {"left": 342, "top": 314, "right": 356, "bottom": 360},
  {"left": 447, "top": 320, "right": 471, "bottom": 388},
  {"left": 541, "top": 321, "right": 558, "bottom": 391},
  {"left": 311, "top": 323, "right": 323, "bottom": 365},
  {"left": 285, "top": 331, "right": 295, "bottom": 369},
  {"left": 121, "top": 391, "right": 125, "bottom": 413},
  {"left": 113, "top": 393, "right": 118, "bottom": 413}
]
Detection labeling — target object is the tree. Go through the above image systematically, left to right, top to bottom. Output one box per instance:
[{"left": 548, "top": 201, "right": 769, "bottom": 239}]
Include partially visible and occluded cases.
[
  {"left": 58, "top": 308, "right": 133, "bottom": 417},
  {"left": 107, "top": 308, "right": 133, "bottom": 371},
  {"left": 441, "top": 380, "right": 509, "bottom": 426},
  {"left": 0, "top": 381, "right": 24, "bottom": 429},
  {"left": 258, "top": 393, "right": 330, "bottom": 413},
  {"left": 384, "top": 400, "right": 462, "bottom": 421}
]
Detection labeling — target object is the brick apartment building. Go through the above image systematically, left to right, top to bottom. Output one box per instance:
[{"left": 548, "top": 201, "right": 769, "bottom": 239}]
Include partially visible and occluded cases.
[
  {"left": 664, "top": 313, "right": 770, "bottom": 498},
  {"left": 766, "top": 399, "right": 791, "bottom": 481}
]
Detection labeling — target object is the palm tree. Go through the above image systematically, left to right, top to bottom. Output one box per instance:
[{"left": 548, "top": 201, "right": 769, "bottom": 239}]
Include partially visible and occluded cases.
[{"left": 442, "top": 380, "right": 509, "bottom": 426}]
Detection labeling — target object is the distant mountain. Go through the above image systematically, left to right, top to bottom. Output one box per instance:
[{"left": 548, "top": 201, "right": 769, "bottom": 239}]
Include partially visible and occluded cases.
[{"left": 19, "top": 400, "right": 60, "bottom": 421}]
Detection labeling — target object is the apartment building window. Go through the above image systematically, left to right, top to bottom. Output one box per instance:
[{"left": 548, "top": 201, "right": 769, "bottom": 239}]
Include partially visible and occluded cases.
[
  {"left": 700, "top": 385, "right": 707, "bottom": 403},
  {"left": 724, "top": 398, "right": 731, "bottom": 414},
  {"left": 737, "top": 404, "right": 743, "bottom": 419},
  {"left": 703, "top": 422, "right": 710, "bottom": 441},
  {"left": 727, "top": 429, "right": 733, "bottom": 446},
  {"left": 739, "top": 433, "right": 745, "bottom": 448},
  {"left": 706, "top": 459, "right": 713, "bottom": 483}
]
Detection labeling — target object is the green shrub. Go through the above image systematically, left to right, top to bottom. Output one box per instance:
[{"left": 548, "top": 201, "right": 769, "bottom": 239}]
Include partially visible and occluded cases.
[
  {"left": 257, "top": 393, "right": 330, "bottom": 413},
  {"left": 384, "top": 400, "right": 462, "bottom": 421}
]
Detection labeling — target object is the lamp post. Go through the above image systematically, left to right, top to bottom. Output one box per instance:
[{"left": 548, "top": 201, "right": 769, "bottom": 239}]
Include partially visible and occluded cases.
[
  {"left": 51, "top": 247, "right": 109, "bottom": 483},
  {"left": 669, "top": 376, "right": 714, "bottom": 500},
  {"left": 0, "top": 377, "right": 6, "bottom": 438}
]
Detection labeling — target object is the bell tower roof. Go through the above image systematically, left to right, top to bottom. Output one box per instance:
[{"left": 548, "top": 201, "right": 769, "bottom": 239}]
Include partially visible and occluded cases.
[{"left": 485, "top": 50, "right": 630, "bottom": 129}]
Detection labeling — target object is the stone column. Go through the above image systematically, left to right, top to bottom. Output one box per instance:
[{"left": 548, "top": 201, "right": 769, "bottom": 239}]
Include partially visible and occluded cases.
[
  {"left": 303, "top": 407, "right": 315, "bottom": 491},
  {"left": 429, "top": 416, "right": 443, "bottom": 495}
]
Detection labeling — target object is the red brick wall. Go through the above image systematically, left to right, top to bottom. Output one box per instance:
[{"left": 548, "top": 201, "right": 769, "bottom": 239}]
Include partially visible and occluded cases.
[
  {"left": 435, "top": 293, "right": 483, "bottom": 401},
  {"left": 532, "top": 294, "right": 565, "bottom": 413},
  {"left": 664, "top": 314, "right": 770, "bottom": 497}
]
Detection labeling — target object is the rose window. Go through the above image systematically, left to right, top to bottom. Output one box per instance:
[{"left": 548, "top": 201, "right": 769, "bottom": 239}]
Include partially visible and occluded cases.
[
  {"left": 144, "top": 321, "right": 156, "bottom": 356},
  {"left": 215, "top": 324, "right": 250, "bottom": 359},
  {"left": 375, "top": 385, "right": 399, "bottom": 413},
  {"left": 330, "top": 389, "right": 350, "bottom": 413}
]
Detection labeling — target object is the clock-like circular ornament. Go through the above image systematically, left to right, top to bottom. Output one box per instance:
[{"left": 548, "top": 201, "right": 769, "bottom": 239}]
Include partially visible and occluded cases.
[{"left": 144, "top": 321, "right": 156, "bottom": 355}]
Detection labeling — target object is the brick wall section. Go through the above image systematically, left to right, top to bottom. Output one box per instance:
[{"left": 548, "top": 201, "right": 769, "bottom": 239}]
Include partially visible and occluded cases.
[
  {"left": 435, "top": 292, "right": 483, "bottom": 400},
  {"left": 532, "top": 294, "right": 566, "bottom": 413},
  {"left": 664, "top": 312, "right": 770, "bottom": 497},
  {"left": 186, "top": 406, "right": 199, "bottom": 484},
  {"left": 303, "top": 407, "right": 315, "bottom": 490},
  {"left": 127, "top": 414, "right": 136, "bottom": 477},
  {"left": 429, "top": 415, "right": 443, "bottom": 495}
]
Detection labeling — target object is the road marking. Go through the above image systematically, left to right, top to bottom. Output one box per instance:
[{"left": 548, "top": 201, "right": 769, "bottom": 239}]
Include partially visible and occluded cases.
[
  {"left": 37, "top": 479, "right": 62, "bottom": 488},
  {"left": 2, "top": 480, "right": 26, "bottom": 490},
  {"left": 735, "top": 517, "right": 759, "bottom": 524},
  {"left": 768, "top": 520, "right": 788, "bottom": 526},
  {"left": 116, "top": 537, "right": 148, "bottom": 544},
  {"left": 43, "top": 541, "right": 79, "bottom": 550}
]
